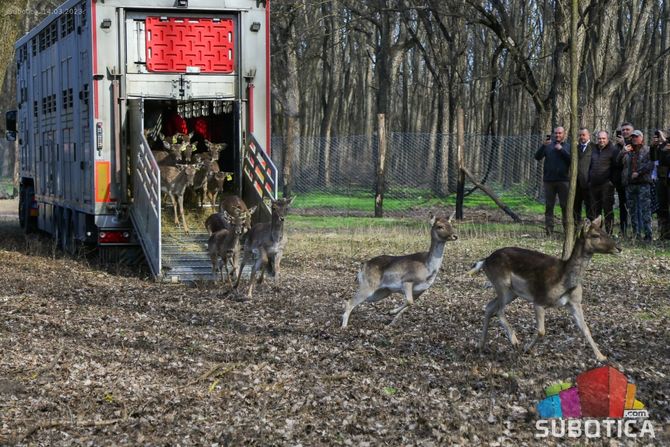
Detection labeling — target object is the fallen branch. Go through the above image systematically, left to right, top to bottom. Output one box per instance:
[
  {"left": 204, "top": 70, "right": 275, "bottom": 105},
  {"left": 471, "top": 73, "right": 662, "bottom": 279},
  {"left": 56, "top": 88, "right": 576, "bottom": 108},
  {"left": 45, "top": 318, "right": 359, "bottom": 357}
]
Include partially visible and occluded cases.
[
  {"left": 461, "top": 167, "right": 522, "bottom": 222},
  {"left": 182, "top": 362, "right": 238, "bottom": 389}
]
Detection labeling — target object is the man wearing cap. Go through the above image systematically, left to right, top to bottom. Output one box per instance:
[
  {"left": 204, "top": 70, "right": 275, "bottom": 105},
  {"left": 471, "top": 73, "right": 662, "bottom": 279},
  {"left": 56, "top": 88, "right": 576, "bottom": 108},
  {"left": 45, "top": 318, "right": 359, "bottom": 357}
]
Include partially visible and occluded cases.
[
  {"left": 535, "top": 126, "right": 571, "bottom": 236},
  {"left": 616, "top": 130, "right": 653, "bottom": 241}
]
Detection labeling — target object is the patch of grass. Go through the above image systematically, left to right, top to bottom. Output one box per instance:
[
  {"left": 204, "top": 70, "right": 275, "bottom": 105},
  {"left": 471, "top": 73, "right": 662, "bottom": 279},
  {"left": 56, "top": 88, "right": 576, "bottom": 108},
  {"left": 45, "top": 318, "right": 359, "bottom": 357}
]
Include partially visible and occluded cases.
[{"left": 292, "top": 188, "right": 546, "bottom": 214}]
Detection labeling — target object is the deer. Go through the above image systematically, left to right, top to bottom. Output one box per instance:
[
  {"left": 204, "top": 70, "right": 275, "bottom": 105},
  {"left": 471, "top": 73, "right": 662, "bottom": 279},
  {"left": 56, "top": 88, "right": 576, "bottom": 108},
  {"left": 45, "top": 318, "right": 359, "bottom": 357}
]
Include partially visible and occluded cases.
[
  {"left": 162, "top": 132, "right": 194, "bottom": 163},
  {"left": 191, "top": 155, "right": 220, "bottom": 208},
  {"left": 160, "top": 163, "right": 199, "bottom": 234},
  {"left": 206, "top": 171, "right": 233, "bottom": 210},
  {"left": 205, "top": 195, "right": 257, "bottom": 235},
  {"left": 219, "top": 195, "right": 257, "bottom": 232},
  {"left": 235, "top": 196, "right": 295, "bottom": 299},
  {"left": 207, "top": 207, "right": 250, "bottom": 287},
  {"left": 341, "top": 213, "right": 458, "bottom": 329},
  {"left": 468, "top": 216, "right": 621, "bottom": 362}
]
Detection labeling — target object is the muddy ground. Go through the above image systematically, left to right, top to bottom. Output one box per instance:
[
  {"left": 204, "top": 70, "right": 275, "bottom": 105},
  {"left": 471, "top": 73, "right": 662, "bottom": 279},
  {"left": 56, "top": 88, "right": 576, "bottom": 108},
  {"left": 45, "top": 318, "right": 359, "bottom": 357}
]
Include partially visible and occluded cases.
[{"left": 0, "top": 199, "right": 668, "bottom": 445}]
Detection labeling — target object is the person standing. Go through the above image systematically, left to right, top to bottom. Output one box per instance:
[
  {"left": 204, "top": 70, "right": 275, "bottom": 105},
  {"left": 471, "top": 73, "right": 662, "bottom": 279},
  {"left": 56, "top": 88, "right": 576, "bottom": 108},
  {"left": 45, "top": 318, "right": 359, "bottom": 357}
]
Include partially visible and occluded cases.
[
  {"left": 613, "top": 122, "right": 634, "bottom": 236},
  {"left": 535, "top": 126, "right": 571, "bottom": 235},
  {"left": 575, "top": 127, "right": 594, "bottom": 222},
  {"left": 617, "top": 130, "right": 653, "bottom": 241},
  {"left": 650, "top": 130, "right": 670, "bottom": 239},
  {"left": 588, "top": 131, "right": 617, "bottom": 234}
]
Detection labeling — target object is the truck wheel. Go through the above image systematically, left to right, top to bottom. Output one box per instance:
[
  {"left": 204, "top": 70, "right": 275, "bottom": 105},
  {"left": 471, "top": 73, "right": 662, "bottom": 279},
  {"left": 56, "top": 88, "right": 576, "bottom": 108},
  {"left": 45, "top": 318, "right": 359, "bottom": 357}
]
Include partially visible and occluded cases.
[
  {"left": 20, "top": 185, "right": 36, "bottom": 234},
  {"left": 18, "top": 187, "right": 26, "bottom": 229}
]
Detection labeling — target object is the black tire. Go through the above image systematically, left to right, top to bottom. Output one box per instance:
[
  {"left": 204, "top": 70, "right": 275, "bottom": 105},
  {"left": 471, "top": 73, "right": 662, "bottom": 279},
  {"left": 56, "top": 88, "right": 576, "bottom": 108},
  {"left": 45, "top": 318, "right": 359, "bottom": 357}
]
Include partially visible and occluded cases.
[
  {"left": 20, "top": 184, "right": 37, "bottom": 234},
  {"left": 18, "top": 186, "right": 26, "bottom": 230}
]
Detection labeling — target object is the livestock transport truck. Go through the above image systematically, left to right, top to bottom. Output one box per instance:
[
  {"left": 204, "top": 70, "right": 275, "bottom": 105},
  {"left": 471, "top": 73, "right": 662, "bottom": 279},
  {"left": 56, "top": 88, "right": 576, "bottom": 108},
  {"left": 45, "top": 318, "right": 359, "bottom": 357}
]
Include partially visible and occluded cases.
[{"left": 7, "top": 0, "right": 278, "bottom": 281}]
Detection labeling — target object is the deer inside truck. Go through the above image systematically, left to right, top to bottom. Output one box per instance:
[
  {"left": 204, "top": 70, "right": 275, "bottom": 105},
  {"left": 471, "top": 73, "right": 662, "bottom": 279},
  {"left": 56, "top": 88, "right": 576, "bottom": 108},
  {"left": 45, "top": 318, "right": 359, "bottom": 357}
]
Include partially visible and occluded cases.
[{"left": 9, "top": 0, "right": 277, "bottom": 281}]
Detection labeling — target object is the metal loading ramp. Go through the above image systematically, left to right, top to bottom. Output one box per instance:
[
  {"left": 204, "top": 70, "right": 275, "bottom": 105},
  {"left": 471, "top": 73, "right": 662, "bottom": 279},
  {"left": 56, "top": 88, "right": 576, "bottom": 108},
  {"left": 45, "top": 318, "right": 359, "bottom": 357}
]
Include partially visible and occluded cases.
[{"left": 161, "top": 230, "right": 217, "bottom": 282}]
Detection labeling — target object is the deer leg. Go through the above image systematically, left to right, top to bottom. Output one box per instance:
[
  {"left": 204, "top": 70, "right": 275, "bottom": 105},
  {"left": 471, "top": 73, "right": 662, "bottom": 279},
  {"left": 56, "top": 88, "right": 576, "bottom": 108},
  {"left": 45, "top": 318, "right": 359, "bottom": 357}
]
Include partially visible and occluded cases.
[
  {"left": 170, "top": 193, "right": 179, "bottom": 226},
  {"left": 178, "top": 194, "right": 189, "bottom": 234},
  {"left": 234, "top": 253, "right": 249, "bottom": 290},
  {"left": 246, "top": 258, "right": 264, "bottom": 298},
  {"left": 389, "top": 283, "right": 415, "bottom": 326},
  {"left": 342, "top": 286, "right": 374, "bottom": 329},
  {"left": 496, "top": 288, "right": 520, "bottom": 348},
  {"left": 478, "top": 297, "right": 500, "bottom": 350},
  {"left": 568, "top": 301, "right": 607, "bottom": 362},
  {"left": 524, "top": 305, "right": 546, "bottom": 353}
]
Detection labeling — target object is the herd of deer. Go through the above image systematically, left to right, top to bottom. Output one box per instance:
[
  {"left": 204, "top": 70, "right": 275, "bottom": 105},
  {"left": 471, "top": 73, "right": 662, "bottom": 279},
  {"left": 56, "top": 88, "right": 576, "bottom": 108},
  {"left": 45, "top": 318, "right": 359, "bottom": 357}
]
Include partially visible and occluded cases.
[
  {"left": 146, "top": 130, "right": 231, "bottom": 234},
  {"left": 148, "top": 131, "right": 621, "bottom": 361},
  {"left": 341, "top": 213, "right": 620, "bottom": 362}
]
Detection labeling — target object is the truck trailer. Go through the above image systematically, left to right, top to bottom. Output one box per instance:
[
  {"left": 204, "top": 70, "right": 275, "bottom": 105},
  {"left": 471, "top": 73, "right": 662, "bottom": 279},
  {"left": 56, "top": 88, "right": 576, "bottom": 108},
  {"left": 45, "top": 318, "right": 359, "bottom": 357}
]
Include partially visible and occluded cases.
[{"left": 7, "top": 0, "right": 277, "bottom": 281}]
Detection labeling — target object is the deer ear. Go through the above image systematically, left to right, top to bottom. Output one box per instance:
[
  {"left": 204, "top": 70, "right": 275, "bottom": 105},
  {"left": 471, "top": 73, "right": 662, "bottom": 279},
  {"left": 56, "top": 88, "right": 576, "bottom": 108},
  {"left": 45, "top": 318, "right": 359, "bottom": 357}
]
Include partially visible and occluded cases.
[
  {"left": 286, "top": 196, "right": 296, "bottom": 206},
  {"left": 248, "top": 205, "right": 258, "bottom": 215},
  {"left": 448, "top": 211, "right": 456, "bottom": 222},
  {"left": 430, "top": 213, "right": 436, "bottom": 225},
  {"left": 592, "top": 215, "right": 603, "bottom": 228},
  {"left": 581, "top": 218, "right": 592, "bottom": 234}
]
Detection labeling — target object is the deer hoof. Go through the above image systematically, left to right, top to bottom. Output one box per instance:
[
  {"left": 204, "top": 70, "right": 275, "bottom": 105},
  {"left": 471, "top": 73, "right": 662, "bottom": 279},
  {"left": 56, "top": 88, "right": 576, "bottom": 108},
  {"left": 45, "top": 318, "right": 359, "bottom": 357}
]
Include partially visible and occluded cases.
[{"left": 596, "top": 353, "right": 607, "bottom": 362}]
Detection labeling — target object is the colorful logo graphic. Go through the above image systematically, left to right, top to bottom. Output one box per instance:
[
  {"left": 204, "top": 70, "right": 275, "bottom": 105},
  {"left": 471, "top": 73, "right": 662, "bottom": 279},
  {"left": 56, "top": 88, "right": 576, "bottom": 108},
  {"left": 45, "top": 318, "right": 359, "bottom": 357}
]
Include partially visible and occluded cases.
[
  {"left": 536, "top": 365, "right": 645, "bottom": 419},
  {"left": 534, "top": 366, "right": 655, "bottom": 439}
]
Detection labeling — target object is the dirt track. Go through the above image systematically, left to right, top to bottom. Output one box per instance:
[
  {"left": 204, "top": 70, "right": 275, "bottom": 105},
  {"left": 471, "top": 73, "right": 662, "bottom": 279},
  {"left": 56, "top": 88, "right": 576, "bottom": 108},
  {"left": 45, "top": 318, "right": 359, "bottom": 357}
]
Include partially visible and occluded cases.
[{"left": 0, "top": 212, "right": 668, "bottom": 445}]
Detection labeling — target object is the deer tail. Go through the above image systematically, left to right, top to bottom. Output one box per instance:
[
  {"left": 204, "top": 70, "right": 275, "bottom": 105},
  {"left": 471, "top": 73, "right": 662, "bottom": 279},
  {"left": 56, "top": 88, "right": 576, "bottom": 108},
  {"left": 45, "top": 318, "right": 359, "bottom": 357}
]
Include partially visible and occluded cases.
[{"left": 467, "top": 259, "right": 485, "bottom": 276}]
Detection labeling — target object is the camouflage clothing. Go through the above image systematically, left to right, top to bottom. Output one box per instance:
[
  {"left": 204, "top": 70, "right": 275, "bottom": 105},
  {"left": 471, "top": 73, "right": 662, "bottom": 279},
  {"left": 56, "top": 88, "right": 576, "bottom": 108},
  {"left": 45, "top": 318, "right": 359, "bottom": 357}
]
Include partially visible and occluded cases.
[{"left": 625, "top": 184, "right": 652, "bottom": 240}]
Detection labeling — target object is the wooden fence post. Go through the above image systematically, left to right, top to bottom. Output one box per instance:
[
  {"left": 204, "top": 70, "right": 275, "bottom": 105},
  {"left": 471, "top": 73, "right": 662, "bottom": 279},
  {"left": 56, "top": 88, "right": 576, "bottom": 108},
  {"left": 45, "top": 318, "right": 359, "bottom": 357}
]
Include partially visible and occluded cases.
[{"left": 375, "top": 113, "right": 387, "bottom": 218}]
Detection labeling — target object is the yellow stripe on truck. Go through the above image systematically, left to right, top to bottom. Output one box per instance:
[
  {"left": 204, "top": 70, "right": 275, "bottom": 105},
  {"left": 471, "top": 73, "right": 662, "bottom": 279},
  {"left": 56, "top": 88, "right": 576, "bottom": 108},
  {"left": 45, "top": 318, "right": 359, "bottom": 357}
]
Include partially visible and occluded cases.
[{"left": 95, "top": 161, "right": 111, "bottom": 203}]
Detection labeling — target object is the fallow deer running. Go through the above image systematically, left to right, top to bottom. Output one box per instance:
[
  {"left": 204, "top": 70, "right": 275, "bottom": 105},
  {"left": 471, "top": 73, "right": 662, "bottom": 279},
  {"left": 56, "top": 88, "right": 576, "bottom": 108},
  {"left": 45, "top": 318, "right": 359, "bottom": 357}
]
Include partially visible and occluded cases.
[
  {"left": 160, "top": 163, "right": 199, "bottom": 233},
  {"left": 235, "top": 196, "right": 295, "bottom": 299},
  {"left": 207, "top": 207, "right": 249, "bottom": 287},
  {"left": 341, "top": 213, "right": 458, "bottom": 329},
  {"left": 469, "top": 216, "right": 621, "bottom": 361}
]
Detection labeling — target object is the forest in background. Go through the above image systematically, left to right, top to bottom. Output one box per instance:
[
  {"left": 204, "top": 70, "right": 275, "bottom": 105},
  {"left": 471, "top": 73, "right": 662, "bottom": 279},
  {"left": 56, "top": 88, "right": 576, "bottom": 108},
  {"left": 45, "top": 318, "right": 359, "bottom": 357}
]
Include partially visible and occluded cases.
[{"left": 0, "top": 1, "right": 668, "bottom": 193}]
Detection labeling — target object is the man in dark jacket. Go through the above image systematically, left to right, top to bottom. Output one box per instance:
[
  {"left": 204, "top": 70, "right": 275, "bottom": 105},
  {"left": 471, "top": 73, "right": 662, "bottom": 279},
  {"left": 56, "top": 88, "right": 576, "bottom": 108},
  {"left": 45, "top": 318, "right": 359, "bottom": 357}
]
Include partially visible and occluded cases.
[
  {"left": 613, "top": 122, "right": 634, "bottom": 236},
  {"left": 535, "top": 126, "right": 571, "bottom": 235},
  {"left": 575, "top": 127, "right": 594, "bottom": 223},
  {"left": 617, "top": 130, "right": 653, "bottom": 241},
  {"left": 650, "top": 130, "right": 670, "bottom": 239},
  {"left": 588, "top": 131, "right": 617, "bottom": 234}
]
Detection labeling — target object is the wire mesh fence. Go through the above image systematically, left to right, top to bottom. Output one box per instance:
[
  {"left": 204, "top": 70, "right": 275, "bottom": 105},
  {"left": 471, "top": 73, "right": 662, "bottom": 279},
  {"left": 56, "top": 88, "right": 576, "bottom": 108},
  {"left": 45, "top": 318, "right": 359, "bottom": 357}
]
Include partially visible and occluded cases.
[{"left": 271, "top": 133, "right": 547, "bottom": 218}]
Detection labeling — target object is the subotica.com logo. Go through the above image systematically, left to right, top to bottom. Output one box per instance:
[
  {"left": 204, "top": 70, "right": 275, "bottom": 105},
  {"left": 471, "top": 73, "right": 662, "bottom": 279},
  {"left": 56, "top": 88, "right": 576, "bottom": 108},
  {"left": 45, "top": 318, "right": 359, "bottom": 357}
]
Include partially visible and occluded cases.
[{"left": 535, "top": 365, "right": 655, "bottom": 439}]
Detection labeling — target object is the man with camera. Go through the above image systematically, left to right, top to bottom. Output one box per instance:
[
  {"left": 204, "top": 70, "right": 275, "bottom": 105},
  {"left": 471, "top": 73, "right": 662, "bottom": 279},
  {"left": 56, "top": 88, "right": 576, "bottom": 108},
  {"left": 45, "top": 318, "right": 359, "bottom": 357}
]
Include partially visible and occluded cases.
[
  {"left": 613, "top": 122, "right": 634, "bottom": 236},
  {"left": 535, "top": 126, "right": 571, "bottom": 236},
  {"left": 575, "top": 127, "right": 594, "bottom": 223},
  {"left": 588, "top": 130, "right": 618, "bottom": 234},
  {"left": 616, "top": 130, "right": 653, "bottom": 241},
  {"left": 650, "top": 130, "right": 670, "bottom": 240}
]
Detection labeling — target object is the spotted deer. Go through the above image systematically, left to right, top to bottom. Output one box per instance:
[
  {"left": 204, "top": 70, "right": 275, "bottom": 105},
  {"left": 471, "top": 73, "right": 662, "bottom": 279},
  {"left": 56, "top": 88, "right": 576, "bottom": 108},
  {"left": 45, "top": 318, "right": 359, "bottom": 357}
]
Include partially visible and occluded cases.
[
  {"left": 160, "top": 163, "right": 199, "bottom": 233},
  {"left": 235, "top": 197, "right": 295, "bottom": 298},
  {"left": 207, "top": 207, "right": 250, "bottom": 287},
  {"left": 341, "top": 213, "right": 458, "bottom": 328},
  {"left": 469, "top": 216, "right": 621, "bottom": 361}
]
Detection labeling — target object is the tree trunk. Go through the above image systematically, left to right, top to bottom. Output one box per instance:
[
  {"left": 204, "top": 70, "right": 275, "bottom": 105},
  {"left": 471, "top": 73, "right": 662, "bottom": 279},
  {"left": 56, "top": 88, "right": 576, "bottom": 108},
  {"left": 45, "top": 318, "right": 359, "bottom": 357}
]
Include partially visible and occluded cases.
[{"left": 563, "top": 0, "right": 579, "bottom": 260}]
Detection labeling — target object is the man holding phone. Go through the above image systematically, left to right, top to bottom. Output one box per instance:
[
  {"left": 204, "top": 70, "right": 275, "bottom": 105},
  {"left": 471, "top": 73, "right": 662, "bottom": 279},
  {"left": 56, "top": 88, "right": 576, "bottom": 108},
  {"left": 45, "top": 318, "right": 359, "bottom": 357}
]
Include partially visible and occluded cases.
[
  {"left": 535, "top": 126, "right": 571, "bottom": 236},
  {"left": 616, "top": 130, "right": 653, "bottom": 241}
]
